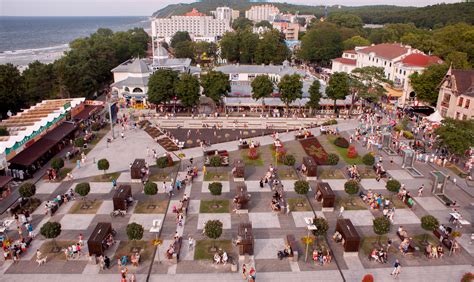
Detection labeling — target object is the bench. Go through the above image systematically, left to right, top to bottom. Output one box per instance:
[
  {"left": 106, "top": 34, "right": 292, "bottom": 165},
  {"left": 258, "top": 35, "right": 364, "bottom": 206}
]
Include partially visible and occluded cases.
[
  {"left": 238, "top": 143, "right": 250, "bottom": 150},
  {"left": 182, "top": 199, "right": 190, "bottom": 216},
  {"left": 433, "top": 229, "right": 453, "bottom": 250},
  {"left": 286, "top": 235, "right": 299, "bottom": 261},
  {"left": 171, "top": 237, "right": 183, "bottom": 263}
]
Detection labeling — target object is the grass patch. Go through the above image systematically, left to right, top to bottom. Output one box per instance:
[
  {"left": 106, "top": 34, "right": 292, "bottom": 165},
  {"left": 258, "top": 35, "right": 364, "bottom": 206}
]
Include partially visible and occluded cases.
[
  {"left": 327, "top": 136, "right": 363, "bottom": 165},
  {"left": 242, "top": 152, "right": 265, "bottom": 166},
  {"left": 58, "top": 167, "right": 73, "bottom": 180},
  {"left": 278, "top": 167, "right": 299, "bottom": 180},
  {"left": 358, "top": 167, "right": 377, "bottom": 179},
  {"left": 319, "top": 168, "right": 345, "bottom": 179},
  {"left": 204, "top": 171, "right": 229, "bottom": 181},
  {"left": 92, "top": 172, "right": 121, "bottom": 182},
  {"left": 149, "top": 173, "right": 173, "bottom": 182},
  {"left": 336, "top": 196, "right": 367, "bottom": 210},
  {"left": 390, "top": 196, "right": 408, "bottom": 209},
  {"left": 15, "top": 198, "right": 42, "bottom": 214},
  {"left": 288, "top": 198, "right": 312, "bottom": 211},
  {"left": 134, "top": 199, "right": 168, "bottom": 214},
  {"left": 199, "top": 199, "right": 230, "bottom": 213},
  {"left": 68, "top": 200, "right": 103, "bottom": 214},
  {"left": 412, "top": 234, "right": 440, "bottom": 250},
  {"left": 361, "top": 235, "right": 392, "bottom": 256},
  {"left": 37, "top": 240, "right": 77, "bottom": 261},
  {"left": 115, "top": 240, "right": 153, "bottom": 261},
  {"left": 194, "top": 240, "right": 233, "bottom": 260}
]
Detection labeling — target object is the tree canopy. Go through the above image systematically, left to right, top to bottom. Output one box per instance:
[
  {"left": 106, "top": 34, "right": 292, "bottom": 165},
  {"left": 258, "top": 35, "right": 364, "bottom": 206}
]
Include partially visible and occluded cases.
[
  {"left": 328, "top": 13, "right": 364, "bottom": 29},
  {"left": 232, "top": 17, "right": 253, "bottom": 30},
  {"left": 255, "top": 20, "right": 272, "bottom": 29},
  {"left": 297, "top": 23, "right": 343, "bottom": 65},
  {"left": 254, "top": 29, "right": 290, "bottom": 65},
  {"left": 170, "top": 31, "right": 192, "bottom": 48},
  {"left": 343, "top": 35, "right": 370, "bottom": 50},
  {"left": 0, "top": 64, "right": 25, "bottom": 119},
  {"left": 409, "top": 64, "right": 449, "bottom": 105},
  {"left": 350, "top": 66, "right": 389, "bottom": 102},
  {"left": 147, "top": 69, "right": 180, "bottom": 105},
  {"left": 200, "top": 71, "right": 230, "bottom": 104},
  {"left": 326, "top": 72, "right": 349, "bottom": 110},
  {"left": 176, "top": 73, "right": 200, "bottom": 109},
  {"left": 278, "top": 74, "right": 303, "bottom": 110},
  {"left": 251, "top": 75, "right": 274, "bottom": 102},
  {"left": 307, "top": 79, "right": 322, "bottom": 110},
  {"left": 435, "top": 118, "right": 474, "bottom": 157}
]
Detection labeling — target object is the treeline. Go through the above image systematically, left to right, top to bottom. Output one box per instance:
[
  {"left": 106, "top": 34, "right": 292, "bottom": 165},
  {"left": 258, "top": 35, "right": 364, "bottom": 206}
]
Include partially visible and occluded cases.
[{"left": 0, "top": 28, "right": 149, "bottom": 119}]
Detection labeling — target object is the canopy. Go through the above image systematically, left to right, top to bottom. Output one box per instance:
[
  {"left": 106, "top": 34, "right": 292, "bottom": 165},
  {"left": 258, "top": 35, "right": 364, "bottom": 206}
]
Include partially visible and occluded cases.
[{"left": 426, "top": 111, "right": 443, "bottom": 123}]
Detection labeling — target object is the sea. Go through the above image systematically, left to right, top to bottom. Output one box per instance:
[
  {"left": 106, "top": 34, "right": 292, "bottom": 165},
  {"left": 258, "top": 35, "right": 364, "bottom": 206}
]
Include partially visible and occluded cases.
[{"left": 0, "top": 16, "right": 150, "bottom": 69}]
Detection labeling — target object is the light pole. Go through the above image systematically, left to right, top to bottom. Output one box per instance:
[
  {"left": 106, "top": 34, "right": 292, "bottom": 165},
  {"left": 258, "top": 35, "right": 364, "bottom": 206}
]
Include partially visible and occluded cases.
[{"left": 304, "top": 217, "right": 317, "bottom": 262}]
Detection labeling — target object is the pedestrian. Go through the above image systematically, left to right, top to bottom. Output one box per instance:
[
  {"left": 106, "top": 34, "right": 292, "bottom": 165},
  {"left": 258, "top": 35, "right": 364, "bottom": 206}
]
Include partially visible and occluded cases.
[
  {"left": 121, "top": 131, "right": 125, "bottom": 139},
  {"left": 146, "top": 146, "right": 150, "bottom": 157},
  {"left": 190, "top": 157, "right": 193, "bottom": 165},
  {"left": 76, "top": 159, "right": 81, "bottom": 169},
  {"left": 202, "top": 165, "right": 207, "bottom": 176},
  {"left": 112, "top": 179, "right": 117, "bottom": 190},
  {"left": 176, "top": 179, "right": 181, "bottom": 191},
  {"left": 259, "top": 179, "right": 264, "bottom": 189},
  {"left": 162, "top": 182, "right": 167, "bottom": 193},
  {"left": 168, "top": 183, "right": 174, "bottom": 197},
  {"left": 417, "top": 185, "right": 424, "bottom": 197},
  {"left": 339, "top": 206, "right": 344, "bottom": 217},
  {"left": 27, "top": 223, "right": 34, "bottom": 238},
  {"left": 188, "top": 236, "right": 194, "bottom": 251},
  {"left": 104, "top": 256, "right": 110, "bottom": 269},
  {"left": 391, "top": 259, "right": 401, "bottom": 277},
  {"left": 241, "top": 263, "right": 247, "bottom": 280},
  {"left": 249, "top": 267, "right": 256, "bottom": 282},
  {"left": 129, "top": 273, "right": 136, "bottom": 282}
]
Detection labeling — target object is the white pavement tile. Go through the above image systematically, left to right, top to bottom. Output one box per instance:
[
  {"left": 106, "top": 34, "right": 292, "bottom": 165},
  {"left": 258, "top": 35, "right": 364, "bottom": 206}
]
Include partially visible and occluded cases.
[
  {"left": 386, "top": 169, "right": 414, "bottom": 180},
  {"left": 117, "top": 172, "right": 131, "bottom": 183},
  {"left": 360, "top": 179, "right": 385, "bottom": 191},
  {"left": 281, "top": 180, "right": 301, "bottom": 192},
  {"left": 321, "top": 180, "right": 346, "bottom": 191},
  {"left": 201, "top": 181, "right": 230, "bottom": 193},
  {"left": 245, "top": 181, "right": 272, "bottom": 192},
  {"left": 36, "top": 182, "right": 61, "bottom": 194},
  {"left": 89, "top": 182, "right": 113, "bottom": 194},
  {"left": 154, "top": 182, "right": 173, "bottom": 194},
  {"left": 414, "top": 196, "right": 448, "bottom": 211},
  {"left": 97, "top": 200, "right": 114, "bottom": 215},
  {"left": 33, "top": 201, "right": 47, "bottom": 215},
  {"left": 391, "top": 209, "right": 420, "bottom": 225},
  {"left": 343, "top": 210, "right": 374, "bottom": 226},
  {"left": 292, "top": 211, "right": 325, "bottom": 228},
  {"left": 248, "top": 212, "right": 280, "bottom": 228},
  {"left": 60, "top": 214, "right": 95, "bottom": 230},
  {"left": 129, "top": 214, "right": 165, "bottom": 230},
  {"left": 197, "top": 214, "right": 231, "bottom": 230},
  {"left": 457, "top": 233, "right": 474, "bottom": 255},
  {"left": 254, "top": 238, "right": 285, "bottom": 259},
  {"left": 21, "top": 239, "right": 44, "bottom": 260},
  {"left": 82, "top": 263, "right": 100, "bottom": 274}
]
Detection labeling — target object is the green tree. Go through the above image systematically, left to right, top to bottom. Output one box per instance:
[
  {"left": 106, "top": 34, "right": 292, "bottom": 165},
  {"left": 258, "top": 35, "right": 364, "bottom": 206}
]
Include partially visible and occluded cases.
[
  {"left": 328, "top": 13, "right": 364, "bottom": 29},
  {"left": 232, "top": 17, "right": 253, "bottom": 30},
  {"left": 255, "top": 20, "right": 272, "bottom": 29},
  {"left": 298, "top": 23, "right": 343, "bottom": 65},
  {"left": 239, "top": 29, "right": 259, "bottom": 64},
  {"left": 255, "top": 29, "right": 289, "bottom": 65},
  {"left": 170, "top": 31, "right": 191, "bottom": 48},
  {"left": 219, "top": 32, "right": 240, "bottom": 63},
  {"left": 343, "top": 36, "right": 370, "bottom": 50},
  {"left": 174, "top": 41, "right": 195, "bottom": 59},
  {"left": 445, "top": 51, "right": 471, "bottom": 69},
  {"left": 23, "top": 61, "right": 57, "bottom": 103},
  {"left": 0, "top": 64, "right": 25, "bottom": 118},
  {"left": 409, "top": 64, "right": 449, "bottom": 105},
  {"left": 350, "top": 66, "right": 389, "bottom": 103},
  {"left": 147, "top": 69, "right": 179, "bottom": 105},
  {"left": 200, "top": 71, "right": 230, "bottom": 104},
  {"left": 326, "top": 72, "right": 349, "bottom": 113},
  {"left": 176, "top": 73, "right": 200, "bottom": 109},
  {"left": 278, "top": 74, "right": 303, "bottom": 112},
  {"left": 251, "top": 75, "right": 274, "bottom": 107},
  {"left": 306, "top": 79, "right": 322, "bottom": 113},
  {"left": 435, "top": 118, "right": 474, "bottom": 157},
  {"left": 0, "top": 127, "right": 8, "bottom": 136},
  {"left": 50, "top": 157, "right": 65, "bottom": 173},
  {"left": 97, "top": 158, "right": 110, "bottom": 174},
  {"left": 386, "top": 179, "right": 401, "bottom": 193},
  {"left": 294, "top": 180, "right": 310, "bottom": 195},
  {"left": 19, "top": 182, "right": 36, "bottom": 205},
  {"left": 75, "top": 182, "right": 91, "bottom": 201},
  {"left": 144, "top": 182, "right": 158, "bottom": 196},
  {"left": 208, "top": 182, "right": 223, "bottom": 196},
  {"left": 421, "top": 215, "right": 439, "bottom": 243},
  {"left": 373, "top": 216, "right": 391, "bottom": 243},
  {"left": 312, "top": 217, "right": 329, "bottom": 237},
  {"left": 204, "top": 220, "right": 223, "bottom": 248},
  {"left": 40, "top": 222, "right": 61, "bottom": 248},
  {"left": 126, "top": 222, "right": 144, "bottom": 246}
]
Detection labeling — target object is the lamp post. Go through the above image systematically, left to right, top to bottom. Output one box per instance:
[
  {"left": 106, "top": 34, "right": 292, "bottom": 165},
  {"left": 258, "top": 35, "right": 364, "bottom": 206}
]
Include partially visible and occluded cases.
[{"left": 304, "top": 217, "right": 317, "bottom": 262}]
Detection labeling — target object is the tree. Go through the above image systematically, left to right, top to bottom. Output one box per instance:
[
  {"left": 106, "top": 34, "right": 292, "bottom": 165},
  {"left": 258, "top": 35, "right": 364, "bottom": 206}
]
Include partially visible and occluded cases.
[
  {"left": 328, "top": 13, "right": 364, "bottom": 29},
  {"left": 232, "top": 17, "right": 253, "bottom": 30},
  {"left": 255, "top": 20, "right": 272, "bottom": 29},
  {"left": 297, "top": 24, "right": 343, "bottom": 65},
  {"left": 239, "top": 29, "right": 259, "bottom": 64},
  {"left": 254, "top": 29, "right": 289, "bottom": 65},
  {"left": 170, "top": 31, "right": 191, "bottom": 48},
  {"left": 219, "top": 32, "right": 240, "bottom": 63},
  {"left": 343, "top": 36, "right": 370, "bottom": 50},
  {"left": 174, "top": 41, "right": 195, "bottom": 59},
  {"left": 445, "top": 51, "right": 471, "bottom": 70},
  {"left": 23, "top": 61, "right": 57, "bottom": 103},
  {"left": 0, "top": 64, "right": 25, "bottom": 118},
  {"left": 409, "top": 64, "right": 449, "bottom": 105},
  {"left": 350, "top": 66, "right": 389, "bottom": 103},
  {"left": 147, "top": 69, "right": 179, "bottom": 105},
  {"left": 200, "top": 71, "right": 230, "bottom": 104},
  {"left": 326, "top": 72, "right": 349, "bottom": 113},
  {"left": 176, "top": 73, "right": 200, "bottom": 109},
  {"left": 278, "top": 74, "right": 303, "bottom": 112},
  {"left": 251, "top": 75, "right": 273, "bottom": 107},
  {"left": 306, "top": 79, "right": 322, "bottom": 113},
  {"left": 435, "top": 118, "right": 474, "bottom": 157},
  {"left": 0, "top": 127, "right": 8, "bottom": 136},
  {"left": 74, "top": 137, "right": 85, "bottom": 148},
  {"left": 327, "top": 153, "right": 340, "bottom": 165},
  {"left": 362, "top": 153, "right": 375, "bottom": 166},
  {"left": 156, "top": 156, "right": 170, "bottom": 168},
  {"left": 51, "top": 157, "right": 65, "bottom": 173},
  {"left": 97, "top": 158, "right": 110, "bottom": 174},
  {"left": 386, "top": 179, "right": 401, "bottom": 193},
  {"left": 294, "top": 180, "right": 310, "bottom": 195},
  {"left": 344, "top": 180, "right": 359, "bottom": 196},
  {"left": 75, "top": 182, "right": 91, "bottom": 201},
  {"left": 144, "top": 182, "right": 158, "bottom": 196},
  {"left": 208, "top": 182, "right": 223, "bottom": 196},
  {"left": 19, "top": 183, "right": 36, "bottom": 205},
  {"left": 421, "top": 215, "right": 439, "bottom": 243},
  {"left": 373, "top": 216, "right": 391, "bottom": 243},
  {"left": 312, "top": 217, "right": 329, "bottom": 237},
  {"left": 204, "top": 220, "right": 223, "bottom": 248},
  {"left": 40, "top": 222, "right": 61, "bottom": 248},
  {"left": 126, "top": 222, "right": 144, "bottom": 246}
]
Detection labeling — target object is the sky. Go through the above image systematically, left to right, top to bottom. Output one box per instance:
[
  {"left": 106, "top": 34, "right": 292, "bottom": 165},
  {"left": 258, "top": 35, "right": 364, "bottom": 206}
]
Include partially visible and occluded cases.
[{"left": 0, "top": 0, "right": 461, "bottom": 16}]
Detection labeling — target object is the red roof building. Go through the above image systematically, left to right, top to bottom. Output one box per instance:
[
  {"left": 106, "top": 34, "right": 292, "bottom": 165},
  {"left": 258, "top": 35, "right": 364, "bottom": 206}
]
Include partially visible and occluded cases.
[
  {"left": 183, "top": 8, "right": 206, "bottom": 17},
  {"left": 357, "top": 43, "right": 411, "bottom": 60},
  {"left": 398, "top": 53, "right": 443, "bottom": 68},
  {"left": 332, "top": 58, "right": 356, "bottom": 65}
]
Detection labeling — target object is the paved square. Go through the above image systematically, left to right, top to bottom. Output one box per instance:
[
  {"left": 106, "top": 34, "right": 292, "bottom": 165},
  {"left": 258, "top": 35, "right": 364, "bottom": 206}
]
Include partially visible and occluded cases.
[
  {"left": 387, "top": 170, "right": 414, "bottom": 180},
  {"left": 116, "top": 172, "right": 131, "bottom": 183},
  {"left": 320, "top": 179, "right": 346, "bottom": 191},
  {"left": 360, "top": 179, "right": 385, "bottom": 191},
  {"left": 281, "top": 180, "right": 301, "bottom": 192},
  {"left": 202, "top": 181, "right": 230, "bottom": 193},
  {"left": 245, "top": 181, "right": 272, "bottom": 192},
  {"left": 36, "top": 182, "right": 61, "bottom": 194},
  {"left": 89, "top": 182, "right": 113, "bottom": 194},
  {"left": 154, "top": 182, "right": 173, "bottom": 193},
  {"left": 414, "top": 196, "right": 448, "bottom": 211},
  {"left": 96, "top": 200, "right": 114, "bottom": 215},
  {"left": 187, "top": 200, "right": 201, "bottom": 214},
  {"left": 391, "top": 209, "right": 421, "bottom": 225},
  {"left": 343, "top": 210, "right": 374, "bottom": 226},
  {"left": 292, "top": 211, "right": 325, "bottom": 228},
  {"left": 248, "top": 212, "right": 280, "bottom": 228},
  {"left": 129, "top": 213, "right": 165, "bottom": 230},
  {"left": 197, "top": 213, "right": 231, "bottom": 229},
  {"left": 59, "top": 214, "right": 95, "bottom": 230},
  {"left": 254, "top": 238, "right": 285, "bottom": 259},
  {"left": 156, "top": 239, "right": 175, "bottom": 262}
]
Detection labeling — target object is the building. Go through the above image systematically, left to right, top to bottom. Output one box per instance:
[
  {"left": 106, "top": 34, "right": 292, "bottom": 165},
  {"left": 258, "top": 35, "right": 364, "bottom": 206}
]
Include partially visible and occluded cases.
[
  {"left": 245, "top": 4, "right": 280, "bottom": 22},
  {"left": 210, "top": 7, "right": 240, "bottom": 23},
  {"left": 151, "top": 8, "right": 231, "bottom": 43},
  {"left": 272, "top": 22, "right": 300, "bottom": 40},
  {"left": 331, "top": 50, "right": 358, "bottom": 73},
  {"left": 436, "top": 68, "right": 474, "bottom": 120}
]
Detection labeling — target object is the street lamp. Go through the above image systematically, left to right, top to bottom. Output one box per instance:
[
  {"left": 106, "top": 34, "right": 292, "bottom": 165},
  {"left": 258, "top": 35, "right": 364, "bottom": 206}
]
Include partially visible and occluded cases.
[{"left": 304, "top": 217, "right": 317, "bottom": 262}]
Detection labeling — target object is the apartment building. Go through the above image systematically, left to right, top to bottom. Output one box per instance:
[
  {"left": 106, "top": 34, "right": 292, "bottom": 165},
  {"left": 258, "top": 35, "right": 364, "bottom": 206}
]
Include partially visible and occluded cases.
[
  {"left": 245, "top": 4, "right": 280, "bottom": 22},
  {"left": 436, "top": 68, "right": 474, "bottom": 120}
]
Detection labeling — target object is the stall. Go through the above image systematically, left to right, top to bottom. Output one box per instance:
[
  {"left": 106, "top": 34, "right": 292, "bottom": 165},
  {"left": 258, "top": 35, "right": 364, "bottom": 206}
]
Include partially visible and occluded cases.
[
  {"left": 303, "top": 157, "right": 317, "bottom": 178},
  {"left": 130, "top": 159, "right": 146, "bottom": 180},
  {"left": 232, "top": 159, "right": 245, "bottom": 179},
  {"left": 316, "top": 182, "right": 335, "bottom": 210},
  {"left": 234, "top": 184, "right": 250, "bottom": 211},
  {"left": 113, "top": 185, "right": 132, "bottom": 211},
  {"left": 335, "top": 219, "right": 360, "bottom": 252},
  {"left": 88, "top": 222, "right": 113, "bottom": 256},
  {"left": 237, "top": 222, "right": 254, "bottom": 255}
]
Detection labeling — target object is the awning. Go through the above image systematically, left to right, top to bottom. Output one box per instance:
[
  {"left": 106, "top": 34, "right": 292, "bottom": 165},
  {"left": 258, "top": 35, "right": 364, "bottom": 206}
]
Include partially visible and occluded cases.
[
  {"left": 385, "top": 86, "right": 403, "bottom": 97},
  {"left": 74, "top": 105, "right": 103, "bottom": 121},
  {"left": 425, "top": 111, "right": 443, "bottom": 123},
  {"left": 43, "top": 122, "right": 77, "bottom": 142},
  {"left": 0, "top": 175, "right": 13, "bottom": 188}
]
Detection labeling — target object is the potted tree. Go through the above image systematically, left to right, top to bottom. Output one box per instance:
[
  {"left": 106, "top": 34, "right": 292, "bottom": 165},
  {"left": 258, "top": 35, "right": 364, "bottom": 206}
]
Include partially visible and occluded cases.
[
  {"left": 362, "top": 153, "right": 375, "bottom": 166},
  {"left": 283, "top": 154, "right": 296, "bottom": 177},
  {"left": 51, "top": 157, "right": 65, "bottom": 176},
  {"left": 97, "top": 158, "right": 110, "bottom": 174},
  {"left": 344, "top": 180, "right": 359, "bottom": 206},
  {"left": 19, "top": 182, "right": 36, "bottom": 207},
  {"left": 75, "top": 182, "right": 91, "bottom": 206},
  {"left": 144, "top": 182, "right": 158, "bottom": 196},
  {"left": 208, "top": 182, "right": 223, "bottom": 196},
  {"left": 420, "top": 215, "right": 439, "bottom": 244},
  {"left": 373, "top": 216, "right": 391, "bottom": 243},
  {"left": 312, "top": 217, "right": 329, "bottom": 239},
  {"left": 204, "top": 220, "right": 223, "bottom": 251},
  {"left": 40, "top": 221, "right": 62, "bottom": 251},
  {"left": 126, "top": 222, "right": 144, "bottom": 249}
]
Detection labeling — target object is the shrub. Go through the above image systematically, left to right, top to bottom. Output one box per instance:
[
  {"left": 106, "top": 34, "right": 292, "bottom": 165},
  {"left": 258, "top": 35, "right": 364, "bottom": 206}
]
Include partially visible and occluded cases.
[
  {"left": 322, "top": 119, "right": 337, "bottom": 126},
  {"left": 91, "top": 122, "right": 101, "bottom": 132},
  {"left": 393, "top": 125, "right": 402, "bottom": 132},
  {"left": 0, "top": 127, "right": 9, "bottom": 136},
  {"left": 403, "top": 131, "right": 414, "bottom": 139},
  {"left": 74, "top": 137, "right": 84, "bottom": 148},
  {"left": 334, "top": 137, "right": 349, "bottom": 148},
  {"left": 347, "top": 145, "right": 358, "bottom": 158},
  {"left": 248, "top": 147, "right": 259, "bottom": 160},
  {"left": 326, "top": 153, "right": 339, "bottom": 165},
  {"left": 362, "top": 153, "right": 375, "bottom": 166},
  {"left": 283, "top": 154, "right": 296, "bottom": 166},
  {"left": 156, "top": 156, "right": 170, "bottom": 168},
  {"left": 209, "top": 156, "right": 222, "bottom": 167},
  {"left": 51, "top": 157, "right": 65, "bottom": 172},
  {"left": 97, "top": 158, "right": 109, "bottom": 173},
  {"left": 386, "top": 179, "right": 401, "bottom": 193},
  {"left": 294, "top": 180, "right": 310, "bottom": 195},
  {"left": 344, "top": 180, "right": 359, "bottom": 195},
  {"left": 19, "top": 182, "right": 36, "bottom": 199},
  {"left": 75, "top": 182, "right": 91, "bottom": 198},
  {"left": 144, "top": 182, "right": 158, "bottom": 195},
  {"left": 208, "top": 182, "right": 223, "bottom": 196},
  {"left": 421, "top": 215, "right": 439, "bottom": 232},
  {"left": 373, "top": 216, "right": 391, "bottom": 236},
  {"left": 312, "top": 217, "right": 329, "bottom": 237},
  {"left": 204, "top": 220, "right": 223, "bottom": 241},
  {"left": 40, "top": 222, "right": 61, "bottom": 240},
  {"left": 126, "top": 222, "right": 144, "bottom": 241},
  {"left": 461, "top": 273, "right": 474, "bottom": 282},
  {"left": 362, "top": 274, "right": 374, "bottom": 282}
]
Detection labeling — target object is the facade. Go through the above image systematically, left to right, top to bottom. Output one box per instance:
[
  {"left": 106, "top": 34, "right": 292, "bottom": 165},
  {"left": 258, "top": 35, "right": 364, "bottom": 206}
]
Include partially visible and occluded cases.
[
  {"left": 245, "top": 4, "right": 280, "bottom": 22},
  {"left": 211, "top": 7, "right": 239, "bottom": 23},
  {"left": 152, "top": 8, "right": 231, "bottom": 43},
  {"left": 272, "top": 22, "right": 300, "bottom": 40},
  {"left": 330, "top": 50, "right": 358, "bottom": 73},
  {"left": 436, "top": 68, "right": 474, "bottom": 120}
]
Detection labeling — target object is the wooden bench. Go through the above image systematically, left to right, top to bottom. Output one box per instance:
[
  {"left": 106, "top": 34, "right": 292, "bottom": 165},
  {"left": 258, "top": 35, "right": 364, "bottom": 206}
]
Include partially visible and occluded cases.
[
  {"left": 433, "top": 229, "right": 453, "bottom": 250},
  {"left": 286, "top": 235, "right": 299, "bottom": 261}
]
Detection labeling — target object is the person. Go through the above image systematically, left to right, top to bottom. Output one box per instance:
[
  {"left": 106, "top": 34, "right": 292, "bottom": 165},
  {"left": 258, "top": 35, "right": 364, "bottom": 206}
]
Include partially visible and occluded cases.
[
  {"left": 202, "top": 165, "right": 207, "bottom": 176},
  {"left": 259, "top": 179, "right": 264, "bottom": 188},
  {"left": 418, "top": 185, "right": 424, "bottom": 197},
  {"left": 339, "top": 206, "right": 344, "bottom": 217},
  {"left": 188, "top": 236, "right": 194, "bottom": 251},
  {"left": 222, "top": 251, "right": 228, "bottom": 265},
  {"left": 213, "top": 252, "right": 221, "bottom": 264},
  {"left": 104, "top": 256, "right": 110, "bottom": 269},
  {"left": 391, "top": 259, "right": 401, "bottom": 277},
  {"left": 242, "top": 264, "right": 247, "bottom": 280},
  {"left": 248, "top": 267, "right": 256, "bottom": 282},
  {"left": 129, "top": 273, "right": 136, "bottom": 282}
]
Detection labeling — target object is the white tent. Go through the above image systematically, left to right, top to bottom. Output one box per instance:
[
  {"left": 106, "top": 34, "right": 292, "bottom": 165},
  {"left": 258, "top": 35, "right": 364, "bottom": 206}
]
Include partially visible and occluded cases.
[{"left": 426, "top": 111, "right": 443, "bottom": 123}]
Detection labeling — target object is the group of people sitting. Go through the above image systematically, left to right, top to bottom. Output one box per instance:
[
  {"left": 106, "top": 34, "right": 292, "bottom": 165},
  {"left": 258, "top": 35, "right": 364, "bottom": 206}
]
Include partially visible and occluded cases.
[
  {"left": 320, "top": 125, "right": 337, "bottom": 135},
  {"left": 296, "top": 128, "right": 313, "bottom": 138},
  {"left": 373, "top": 163, "right": 387, "bottom": 180},
  {"left": 347, "top": 165, "right": 361, "bottom": 182},
  {"left": 397, "top": 185, "right": 414, "bottom": 207},
  {"left": 271, "top": 190, "right": 284, "bottom": 212},
  {"left": 359, "top": 190, "right": 391, "bottom": 211},
  {"left": 44, "top": 192, "right": 72, "bottom": 215},
  {"left": 332, "top": 231, "right": 343, "bottom": 244},
  {"left": 165, "top": 235, "right": 181, "bottom": 260},
  {"left": 2, "top": 237, "right": 32, "bottom": 262},
  {"left": 399, "top": 237, "right": 414, "bottom": 255},
  {"left": 425, "top": 243, "right": 444, "bottom": 259},
  {"left": 277, "top": 244, "right": 293, "bottom": 260},
  {"left": 369, "top": 248, "right": 388, "bottom": 264},
  {"left": 312, "top": 249, "right": 332, "bottom": 266},
  {"left": 213, "top": 251, "right": 229, "bottom": 264}
]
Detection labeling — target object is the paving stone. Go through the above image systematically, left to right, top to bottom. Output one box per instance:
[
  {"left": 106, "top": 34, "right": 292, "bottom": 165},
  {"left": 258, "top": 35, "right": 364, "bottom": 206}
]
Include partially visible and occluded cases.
[
  {"left": 386, "top": 169, "right": 414, "bottom": 180},
  {"left": 117, "top": 172, "right": 131, "bottom": 183},
  {"left": 360, "top": 179, "right": 385, "bottom": 191},
  {"left": 281, "top": 180, "right": 302, "bottom": 192},
  {"left": 320, "top": 180, "right": 346, "bottom": 191},
  {"left": 201, "top": 181, "right": 230, "bottom": 193},
  {"left": 245, "top": 181, "right": 272, "bottom": 192},
  {"left": 36, "top": 182, "right": 61, "bottom": 194},
  {"left": 88, "top": 182, "right": 113, "bottom": 194},
  {"left": 154, "top": 182, "right": 173, "bottom": 194},
  {"left": 414, "top": 196, "right": 448, "bottom": 211},
  {"left": 96, "top": 200, "right": 114, "bottom": 215},
  {"left": 187, "top": 200, "right": 200, "bottom": 214},
  {"left": 32, "top": 201, "right": 48, "bottom": 215},
  {"left": 57, "top": 201, "right": 74, "bottom": 215},
  {"left": 391, "top": 209, "right": 420, "bottom": 225},
  {"left": 343, "top": 210, "right": 374, "bottom": 226},
  {"left": 292, "top": 211, "right": 325, "bottom": 228},
  {"left": 248, "top": 212, "right": 280, "bottom": 228},
  {"left": 60, "top": 214, "right": 95, "bottom": 230},
  {"left": 129, "top": 214, "right": 165, "bottom": 230},
  {"left": 197, "top": 214, "right": 231, "bottom": 230},
  {"left": 457, "top": 233, "right": 474, "bottom": 255},
  {"left": 254, "top": 238, "right": 285, "bottom": 259},
  {"left": 21, "top": 239, "right": 44, "bottom": 260},
  {"left": 156, "top": 239, "right": 174, "bottom": 262},
  {"left": 82, "top": 263, "right": 100, "bottom": 274}
]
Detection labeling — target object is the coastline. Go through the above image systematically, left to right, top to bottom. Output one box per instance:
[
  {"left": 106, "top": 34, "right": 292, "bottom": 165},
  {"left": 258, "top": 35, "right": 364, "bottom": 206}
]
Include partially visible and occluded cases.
[{"left": 0, "top": 44, "right": 70, "bottom": 70}]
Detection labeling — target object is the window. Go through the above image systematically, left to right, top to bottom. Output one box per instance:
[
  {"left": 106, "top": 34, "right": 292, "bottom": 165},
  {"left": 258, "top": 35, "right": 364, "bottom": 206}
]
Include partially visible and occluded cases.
[
  {"left": 124, "top": 87, "right": 130, "bottom": 92},
  {"left": 132, "top": 88, "right": 143, "bottom": 93},
  {"left": 458, "top": 97, "right": 464, "bottom": 107},
  {"left": 465, "top": 99, "right": 470, "bottom": 109},
  {"left": 456, "top": 112, "right": 461, "bottom": 120},
  {"left": 463, "top": 114, "right": 467, "bottom": 120}
]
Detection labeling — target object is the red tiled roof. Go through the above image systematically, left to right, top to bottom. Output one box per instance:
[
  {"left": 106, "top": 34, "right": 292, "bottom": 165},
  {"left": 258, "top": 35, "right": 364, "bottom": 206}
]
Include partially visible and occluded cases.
[
  {"left": 183, "top": 8, "right": 206, "bottom": 17},
  {"left": 358, "top": 43, "right": 410, "bottom": 60},
  {"left": 343, "top": 50, "right": 357, "bottom": 54},
  {"left": 400, "top": 53, "right": 443, "bottom": 67},
  {"left": 332, "top": 58, "right": 357, "bottom": 65}
]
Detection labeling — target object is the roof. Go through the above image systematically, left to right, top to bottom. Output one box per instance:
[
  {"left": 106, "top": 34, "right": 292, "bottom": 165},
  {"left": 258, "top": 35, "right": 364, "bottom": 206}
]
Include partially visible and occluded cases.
[
  {"left": 183, "top": 8, "right": 206, "bottom": 17},
  {"left": 357, "top": 43, "right": 410, "bottom": 60},
  {"left": 154, "top": 45, "right": 169, "bottom": 58},
  {"left": 343, "top": 50, "right": 357, "bottom": 54},
  {"left": 399, "top": 53, "right": 443, "bottom": 68},
  {"left": 112, "top": 58, "right": 149, "bottom": 74},
  {"left": 154, "top": 58, "right": 191, "bottom": 68},
  {"left": 332, "top": 58, "right": 357, "bottom": 65},
  {"left": 215, "top": 64, "right": 305, "bottom": 77},
  {"left": 452, "top": 69, "right": 474, "bottom": 97},
  {"left": 111, "top": 76, "right": 149, "bottom": 88},
  {"left": 73, "top": 105, "right": 103, "bottom": 121},
  {"left": 0, "top": 176, "right": 13, "bottom": 188}
]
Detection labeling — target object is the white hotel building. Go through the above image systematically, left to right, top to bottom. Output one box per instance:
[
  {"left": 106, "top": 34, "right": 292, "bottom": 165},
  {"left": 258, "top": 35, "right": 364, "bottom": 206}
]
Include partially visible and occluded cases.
[{"left": 245, "top": 4, "right": 280, "bottom": 22}]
